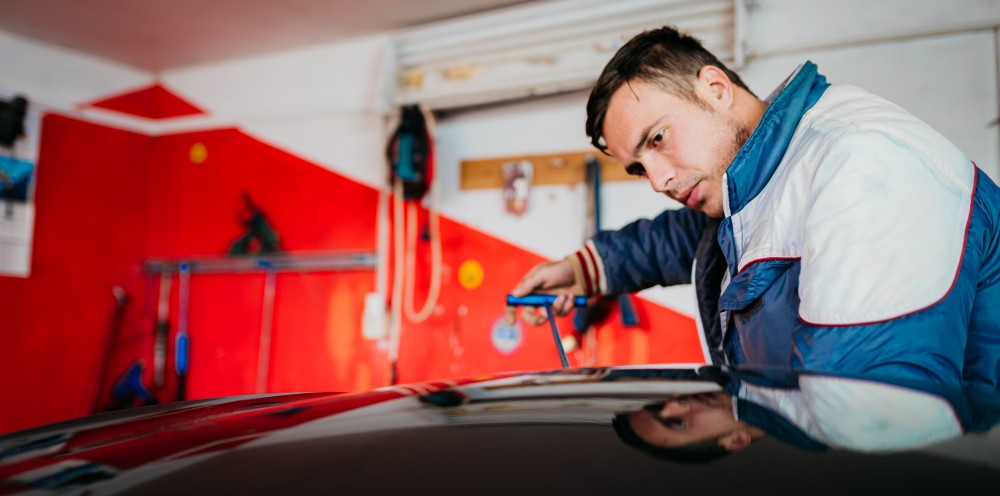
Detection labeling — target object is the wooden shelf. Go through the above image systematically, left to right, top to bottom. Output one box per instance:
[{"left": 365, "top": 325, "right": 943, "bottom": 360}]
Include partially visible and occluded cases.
[{"left": 460, "top": 150, "right": 640, "bottom": 190}]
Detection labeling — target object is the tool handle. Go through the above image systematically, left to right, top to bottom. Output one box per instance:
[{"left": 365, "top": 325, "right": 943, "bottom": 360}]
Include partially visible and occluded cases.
[
  {"left": 506, "top": 294, "right": 588, "bottom": 307},
  {"left": 618, "top": 294, "right": 640, "bottom": 327},
  {"left": 153, "top": 321, "right": 168, "bottom": 387}
]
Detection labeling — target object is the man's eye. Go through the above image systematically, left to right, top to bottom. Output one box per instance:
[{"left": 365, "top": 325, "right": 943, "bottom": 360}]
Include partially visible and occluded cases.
[
  {"left": 650, "top": 131, "right": 664, "bottom": 147},
  {"left": 654, "top": 416, "right": 687, "bottom": 430},
  {"left": 664, "top": 418, "right": 682, "bottom": 428}
]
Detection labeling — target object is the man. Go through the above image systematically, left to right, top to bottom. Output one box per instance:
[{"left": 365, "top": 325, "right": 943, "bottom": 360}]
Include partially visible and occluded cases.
[
  {"left": 506, "top": 26, "right": 1000, "bottom": 390},
  {"left": 615, "top": 367, "right": 998, "bottom": 461},
  {"left": 614, "top": 391, "right": 766, "bottom": 464}
]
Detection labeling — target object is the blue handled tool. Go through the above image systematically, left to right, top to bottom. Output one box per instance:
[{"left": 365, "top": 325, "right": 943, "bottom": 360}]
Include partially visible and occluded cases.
[
  {"left": 575, "top": 155, "right": 640, "bottom": 332},
  {"left": 175, "top": 262, "right": 190, "bottom": 402},
  {"left": 506, "top": 294, "right": 587, "bottom": 368},
  {"left": 506, "top": 294, "right": 588, "bottom": 307}
]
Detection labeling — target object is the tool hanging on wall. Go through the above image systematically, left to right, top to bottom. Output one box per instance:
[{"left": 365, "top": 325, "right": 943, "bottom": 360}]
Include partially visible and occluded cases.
[
  {"left": 0, "top": 95, "right": 27, "bottom": 149},
  {"left": 385, "top": 104, "right": 443, "bottom": 384},
  {"left": 387, "top": 105, "right": 433, "bottom": 201},
  {"left": 570, "top": 155, "right": 639, "bottom": 351},
  {"left": 228, "top": 192, "right": 282, "bottom": 256},
  {"left": 175, "top": 262, "right": 191, "bottom": 402},
  {"left": 257, "top": 267, "right": 277, "bottom": 394},
  {"left": 153, "top": 270, "right": 172, "bottom": 389},
  {"left": 89, "top": 285, "right": 129, "bottom": 414},
  {"left": 107, "top": 362, "right": 156, "bottom": 411}
]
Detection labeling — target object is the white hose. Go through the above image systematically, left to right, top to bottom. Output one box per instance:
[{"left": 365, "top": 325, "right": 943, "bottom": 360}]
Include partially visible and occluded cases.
[
  {"left": 387, "top": 105, "right": 443, "bottom": 380},
  {"left": 389, "top": 180, "right": 404, "bottom": 365},
  {"left": 403, "top": 181, "right": 442, "bottom": 323}
]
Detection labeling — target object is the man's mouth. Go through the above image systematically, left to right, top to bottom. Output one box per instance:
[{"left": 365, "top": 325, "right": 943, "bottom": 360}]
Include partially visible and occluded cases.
[{"left": 674, "top": 183, "right": 700, "bottom": 208}]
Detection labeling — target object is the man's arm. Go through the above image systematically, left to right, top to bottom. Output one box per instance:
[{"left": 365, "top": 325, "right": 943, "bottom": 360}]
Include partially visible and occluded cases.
[
  {"left": 507, "top": 207, "right": 709, "bottom": 325},
  {"left": 587, "top": 207, "right": 710, "bottom": 294}
]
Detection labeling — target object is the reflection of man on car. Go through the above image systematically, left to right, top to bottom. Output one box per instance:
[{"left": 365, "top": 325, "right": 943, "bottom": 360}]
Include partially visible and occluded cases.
[
  {"left": 613, "top": 367, "right": 1000, "bottom": 463},
  {"left": 614, "top": 391, "right": 765, "bottom": 464}
]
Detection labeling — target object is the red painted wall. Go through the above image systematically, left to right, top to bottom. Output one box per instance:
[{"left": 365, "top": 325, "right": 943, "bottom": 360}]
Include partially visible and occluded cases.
[
  {"left": 0, "top": 113, "right": 703, "bottom": 435},
  {"left": 0, "top": 114, "right": 152, "bottom": 434},
  {"left": 142, "top": 129, "right": 383, "bottom": 400},
  {"left": 394, "top": 211, "right": 705, "bottom": 383}
]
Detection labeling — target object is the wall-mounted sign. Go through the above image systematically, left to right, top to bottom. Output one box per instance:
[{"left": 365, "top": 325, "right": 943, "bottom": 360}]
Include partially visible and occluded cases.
[
  {"left": 0, "top": 93, "right": 39, "bottom": 277},
  {"left": 490, "top": 317, "right": 522, "bottom": 355}
]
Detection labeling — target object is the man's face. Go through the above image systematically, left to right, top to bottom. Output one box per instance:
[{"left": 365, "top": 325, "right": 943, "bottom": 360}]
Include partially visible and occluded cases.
[
  {"left": 602, "top": 80, "right": 749, "bottom": 218},
  {"left": 629, "top": 392, "right": 740, "bottom": 448}
]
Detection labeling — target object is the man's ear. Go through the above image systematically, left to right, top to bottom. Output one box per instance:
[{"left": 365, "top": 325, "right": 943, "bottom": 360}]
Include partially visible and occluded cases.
[
  {"left": 696, "top": 65, "right": 734, "bottom": 110},
  {"left": 719, "top": 430, "right": 753, "bottom": 452}
]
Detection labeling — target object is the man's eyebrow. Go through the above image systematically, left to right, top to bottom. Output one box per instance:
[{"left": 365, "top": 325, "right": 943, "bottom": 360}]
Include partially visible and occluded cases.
[{"left": 632, "top": 122, "right": 655, "bottom": 158}]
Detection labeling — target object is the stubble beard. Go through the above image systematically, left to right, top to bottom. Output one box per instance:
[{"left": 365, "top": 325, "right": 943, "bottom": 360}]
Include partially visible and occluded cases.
[{"left": 702, "top": 117, "right": 752, "bottom": 218}]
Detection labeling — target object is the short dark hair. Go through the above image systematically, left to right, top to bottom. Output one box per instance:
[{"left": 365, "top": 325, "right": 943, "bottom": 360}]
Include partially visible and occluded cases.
[
  {"left": 585, "top": 26, "right": 754, "bottom": 152},
  {"left": 612, "top": 413, "right": 731, "bottom": 464}
]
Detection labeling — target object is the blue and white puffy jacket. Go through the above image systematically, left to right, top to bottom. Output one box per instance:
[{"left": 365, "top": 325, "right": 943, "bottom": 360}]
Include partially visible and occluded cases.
[{"left": 571, "top": 62, "right": 1000, "bottom": 391}]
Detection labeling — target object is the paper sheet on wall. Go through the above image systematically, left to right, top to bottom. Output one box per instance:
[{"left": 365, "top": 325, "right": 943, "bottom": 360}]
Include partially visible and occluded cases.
[{"left": 0, "top": 93, "right": 40, "bottom": 278}]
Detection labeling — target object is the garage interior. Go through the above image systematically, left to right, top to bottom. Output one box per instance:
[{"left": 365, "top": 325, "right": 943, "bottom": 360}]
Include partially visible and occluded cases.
[{"left": 1, "top": 0, "right": 998, "bottom": 435}]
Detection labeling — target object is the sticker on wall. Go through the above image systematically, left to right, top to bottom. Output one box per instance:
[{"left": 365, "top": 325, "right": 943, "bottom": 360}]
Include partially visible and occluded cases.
[
  {"left": 189, "top": 142, "right": 208, "bottom": 164},
  {"left": 502, "top": 160, "right": 532, "bottom": 216},
  {"left": 457, "top": 259, "right": 484, "bottom": 290},
  {"left": 490, "top": 317, "right": 522, "bottom": 355}
]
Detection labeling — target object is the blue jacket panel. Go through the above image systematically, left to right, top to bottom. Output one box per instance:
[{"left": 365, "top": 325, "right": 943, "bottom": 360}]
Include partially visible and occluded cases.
[{"left": 963, "top": 168, "right": 1000, "bottom": 391}]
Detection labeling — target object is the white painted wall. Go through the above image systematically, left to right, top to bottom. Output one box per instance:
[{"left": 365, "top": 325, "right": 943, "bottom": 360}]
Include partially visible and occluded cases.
[
  {"left": 3, "top": 0, "right": 999, "bottom": 318},
  {"left": 741, "top": 30, "right": 999, "bottom": 180},
  {"left": 0, "top": 31, "right": 151, "bottom": 111},
  {"left": 162, "top": 35, "right": 393, "bottom": 189}
]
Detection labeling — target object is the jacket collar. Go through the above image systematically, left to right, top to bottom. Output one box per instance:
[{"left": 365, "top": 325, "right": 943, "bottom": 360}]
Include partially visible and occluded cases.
[{"left": 722, "top": 62, "right": 830, "bottom": 216}]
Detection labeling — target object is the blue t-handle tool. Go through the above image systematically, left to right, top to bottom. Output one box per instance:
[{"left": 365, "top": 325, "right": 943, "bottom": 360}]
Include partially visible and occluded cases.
[
  {"left": 506, "top": 294, "right": 588, "bottom": 368},
  {"left": 506, "top": 294, "right": 588, "bottom": 307}
]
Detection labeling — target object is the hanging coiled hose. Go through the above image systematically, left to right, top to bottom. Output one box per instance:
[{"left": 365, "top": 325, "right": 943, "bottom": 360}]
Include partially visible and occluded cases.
[{"left": 385, "top": 104, "right": 442, "bottom": 383}]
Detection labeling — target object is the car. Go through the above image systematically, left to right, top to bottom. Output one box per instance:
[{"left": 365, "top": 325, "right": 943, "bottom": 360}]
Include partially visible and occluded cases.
[{"left": 0, "top": 365, "right": 998, "bottom": 494}]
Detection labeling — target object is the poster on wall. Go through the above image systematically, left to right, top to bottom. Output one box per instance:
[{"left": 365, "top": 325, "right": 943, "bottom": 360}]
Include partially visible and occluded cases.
[{"left": 0, "top": 92, "right": 40, "bottom": 277}]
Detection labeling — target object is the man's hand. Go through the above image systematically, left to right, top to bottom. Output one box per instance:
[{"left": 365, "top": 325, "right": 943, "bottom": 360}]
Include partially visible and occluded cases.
[{"left": 505, "top": 259, "right": 583, "bottom": 326}]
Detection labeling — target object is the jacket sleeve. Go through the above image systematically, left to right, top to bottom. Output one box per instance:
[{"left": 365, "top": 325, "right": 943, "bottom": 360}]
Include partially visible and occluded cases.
[{"left": 566, "top": 207, "right": 709, "bottom": 296}]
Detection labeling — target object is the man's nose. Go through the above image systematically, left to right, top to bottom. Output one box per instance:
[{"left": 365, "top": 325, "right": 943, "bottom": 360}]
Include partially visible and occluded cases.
[
  {"left": 645, "top": 161, "right": 673, "bottom": 193},
  {"left": 660, "top": 398, "right": 691, "bottom": 416}
]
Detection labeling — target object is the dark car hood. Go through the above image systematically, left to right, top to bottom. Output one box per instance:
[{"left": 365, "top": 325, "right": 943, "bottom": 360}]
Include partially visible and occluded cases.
[{"left": 1, "top": 367, "right": 998, "bottom": 494}]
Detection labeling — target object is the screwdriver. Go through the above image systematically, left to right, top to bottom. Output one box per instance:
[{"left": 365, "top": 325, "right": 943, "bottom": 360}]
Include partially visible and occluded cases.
[
  {"left": 506, "top": 294, "right": 588, "bottom": 368},
  {"left": 506, "top": 294, "right": 588, "bottom": 307}
]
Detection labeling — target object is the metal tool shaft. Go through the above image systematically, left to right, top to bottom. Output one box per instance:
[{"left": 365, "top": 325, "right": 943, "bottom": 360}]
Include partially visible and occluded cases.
[{"left": 545, "top": 305, "right": 570, "bottom": 368}]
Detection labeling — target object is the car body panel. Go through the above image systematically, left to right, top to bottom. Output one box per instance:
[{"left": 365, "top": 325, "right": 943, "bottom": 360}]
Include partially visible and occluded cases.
[{"left": 1, "top": 367, "right": 998, "bottom": 494}]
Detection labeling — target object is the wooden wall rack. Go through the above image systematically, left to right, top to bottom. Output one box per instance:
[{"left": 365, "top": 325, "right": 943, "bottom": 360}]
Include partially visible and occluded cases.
[{"left": 460, "top": 150, "right": 641, "bottom": 190}]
